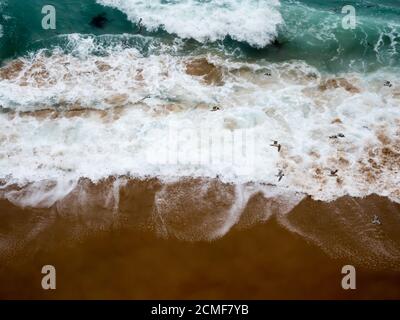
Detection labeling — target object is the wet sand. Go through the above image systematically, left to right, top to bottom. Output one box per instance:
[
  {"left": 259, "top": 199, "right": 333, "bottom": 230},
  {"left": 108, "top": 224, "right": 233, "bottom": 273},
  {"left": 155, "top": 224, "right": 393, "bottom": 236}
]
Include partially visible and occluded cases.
[{"left": 0, "top": 180, "right": 399, "bottom": 299}]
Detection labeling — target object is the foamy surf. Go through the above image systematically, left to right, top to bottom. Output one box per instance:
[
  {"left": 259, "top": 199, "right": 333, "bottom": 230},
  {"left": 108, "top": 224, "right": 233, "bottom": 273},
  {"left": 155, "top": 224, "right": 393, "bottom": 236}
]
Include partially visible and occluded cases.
[
  {"left": 96, "top": 0, "right": 283, "bottom": 47},
  {"left": 2, "top": 1, "right": 400, "bottom": 292},
  {"left": 0, "top": 34, "right": 399, "bottom": 215}
]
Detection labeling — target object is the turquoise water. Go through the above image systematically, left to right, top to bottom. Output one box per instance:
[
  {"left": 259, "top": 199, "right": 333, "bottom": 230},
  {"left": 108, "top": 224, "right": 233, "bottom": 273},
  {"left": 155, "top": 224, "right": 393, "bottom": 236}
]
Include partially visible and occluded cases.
[{"left": 0, "top": 0, "right": 399, "bottom": 72}]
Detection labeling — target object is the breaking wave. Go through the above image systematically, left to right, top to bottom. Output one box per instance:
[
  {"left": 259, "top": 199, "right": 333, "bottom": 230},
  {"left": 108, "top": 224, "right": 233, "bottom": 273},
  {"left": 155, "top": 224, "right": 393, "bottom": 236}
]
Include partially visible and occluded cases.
[
  {"left": 96, "top": 0, "right": 283, "bottom": 47},
  {"left": 0, "top": 34, "right": 399, "bottom": 212}
]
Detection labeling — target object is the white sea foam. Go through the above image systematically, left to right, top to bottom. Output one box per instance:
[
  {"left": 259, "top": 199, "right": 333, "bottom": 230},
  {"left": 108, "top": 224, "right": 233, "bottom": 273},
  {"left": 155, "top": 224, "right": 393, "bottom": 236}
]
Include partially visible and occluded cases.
[
  {"left": 96, "top": 0, "right": 283, "bottom": 47},
  {"left": 0, "top": 35, "right": 400, "bottom": 210},
  {"left": 152, "top": 181, "right": 304, "bottom": 241}
]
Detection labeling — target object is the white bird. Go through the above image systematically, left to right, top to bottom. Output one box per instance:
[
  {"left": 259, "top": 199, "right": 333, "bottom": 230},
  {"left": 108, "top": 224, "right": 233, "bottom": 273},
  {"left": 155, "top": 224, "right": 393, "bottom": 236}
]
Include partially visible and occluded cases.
[{"left": 372, "top": 215, "right": 381, "bottom": 225}]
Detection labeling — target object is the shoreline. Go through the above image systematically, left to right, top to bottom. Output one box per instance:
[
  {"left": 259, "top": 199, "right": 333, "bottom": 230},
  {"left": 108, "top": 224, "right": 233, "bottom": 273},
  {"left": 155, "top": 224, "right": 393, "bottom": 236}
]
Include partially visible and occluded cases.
[
  {"left": 1, "top": 0, "right": 400, "bottom": 301},
  {"left": 0, "top": 180, "right": 399, "bottom": 299}
]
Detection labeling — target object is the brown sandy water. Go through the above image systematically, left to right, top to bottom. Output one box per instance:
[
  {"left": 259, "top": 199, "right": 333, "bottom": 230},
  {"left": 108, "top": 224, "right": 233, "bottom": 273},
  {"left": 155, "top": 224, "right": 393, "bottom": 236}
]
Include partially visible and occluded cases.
[{"left": 0, "top": 179, "right": 399, "bottom": 299}]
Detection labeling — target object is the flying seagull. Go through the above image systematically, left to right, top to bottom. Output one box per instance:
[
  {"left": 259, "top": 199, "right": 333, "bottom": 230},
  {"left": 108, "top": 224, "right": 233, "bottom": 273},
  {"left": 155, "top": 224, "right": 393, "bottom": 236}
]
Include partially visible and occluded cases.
[
  {"left": 384, "top": 80, "right": 393, "bottom": 88},
  {"left": 329, "top": 133, "right": 345, "bottom": 139},
  {"left": 270, "top": 140, "right": 281, "bottom": 152},
  {"left": 329, "top": 169, "right": 338, "bottom": 177},
  {"left": 276, "top": 170, "right": 285, "bottom": 182},
  {"left": 372, "top": 215, "right": 381, "bottom": 225}
]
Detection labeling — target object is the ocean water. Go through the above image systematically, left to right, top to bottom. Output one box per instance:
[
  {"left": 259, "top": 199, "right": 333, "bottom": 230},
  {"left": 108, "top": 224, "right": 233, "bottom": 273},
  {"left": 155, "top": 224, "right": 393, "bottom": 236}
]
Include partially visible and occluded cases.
[
  {"left": 1, "top": 0, "right": 399, "bottom": 69},
  {"left": 0, "top": 1, "right": 399, "bottom": 238}
]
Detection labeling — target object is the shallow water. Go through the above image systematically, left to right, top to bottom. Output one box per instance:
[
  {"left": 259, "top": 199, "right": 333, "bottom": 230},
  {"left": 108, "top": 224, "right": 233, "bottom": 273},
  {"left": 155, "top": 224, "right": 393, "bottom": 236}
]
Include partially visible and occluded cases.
[{"left": 1, "top": 186, "right": 400, "bottom": 299}]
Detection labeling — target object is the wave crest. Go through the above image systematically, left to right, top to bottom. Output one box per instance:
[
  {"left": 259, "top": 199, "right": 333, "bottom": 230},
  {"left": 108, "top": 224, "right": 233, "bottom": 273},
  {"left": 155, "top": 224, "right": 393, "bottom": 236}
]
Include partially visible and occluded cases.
[{"left": 96, "top": 0, "right": 283, "bottom": 47}]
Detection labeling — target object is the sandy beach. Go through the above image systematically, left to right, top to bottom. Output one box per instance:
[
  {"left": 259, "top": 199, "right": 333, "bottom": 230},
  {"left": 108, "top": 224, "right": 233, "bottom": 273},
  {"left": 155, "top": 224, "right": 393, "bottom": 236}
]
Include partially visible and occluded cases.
[{"left": 0, "top": 179, "right": 399, "bottom": 299}]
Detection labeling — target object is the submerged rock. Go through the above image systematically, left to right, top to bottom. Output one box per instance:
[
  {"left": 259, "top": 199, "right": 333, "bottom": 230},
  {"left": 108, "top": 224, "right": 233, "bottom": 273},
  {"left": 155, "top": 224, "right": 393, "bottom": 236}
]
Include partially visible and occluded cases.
[
  {"left": 90, "top": 13, "right": 109, "bottom": 29},
  {"left": 185, "top": 58, "right": 224, "bottom": 86},
  {"left": 319, "top": 78, "right": 360, "bottom": 93}
]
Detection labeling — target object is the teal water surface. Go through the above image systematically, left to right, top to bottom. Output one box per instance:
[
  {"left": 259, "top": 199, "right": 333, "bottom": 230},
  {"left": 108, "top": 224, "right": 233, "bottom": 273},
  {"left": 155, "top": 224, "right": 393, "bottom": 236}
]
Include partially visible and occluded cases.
[{"left": 0, "top": 0, "right": 399, "bottom": 72}]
